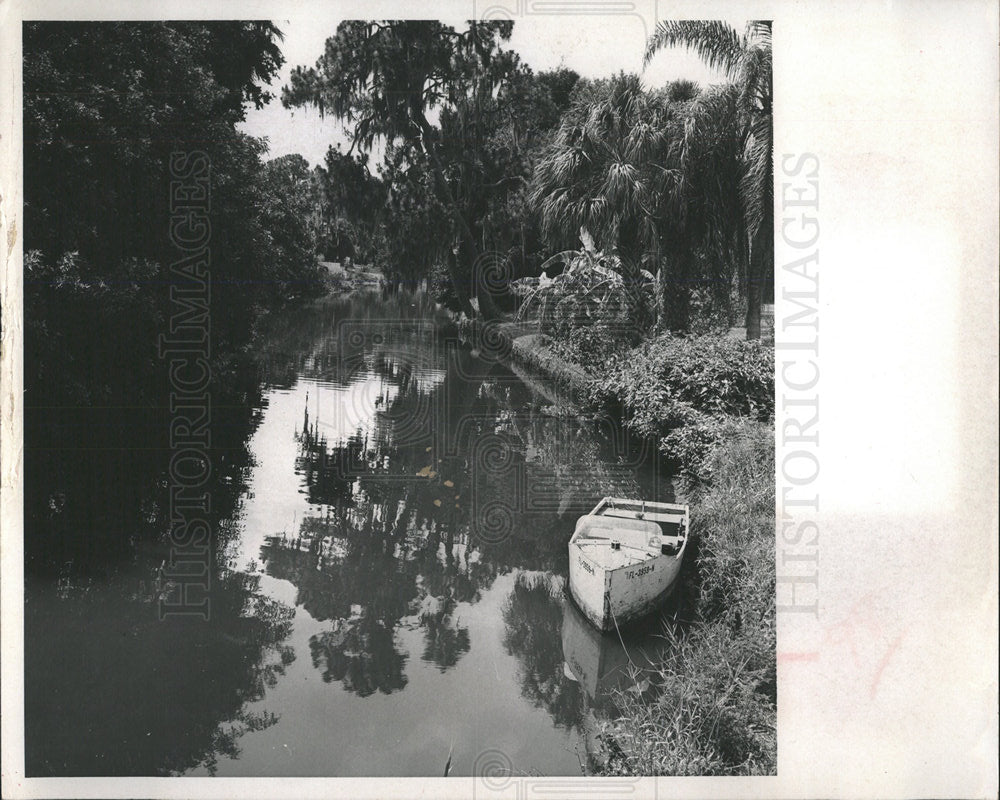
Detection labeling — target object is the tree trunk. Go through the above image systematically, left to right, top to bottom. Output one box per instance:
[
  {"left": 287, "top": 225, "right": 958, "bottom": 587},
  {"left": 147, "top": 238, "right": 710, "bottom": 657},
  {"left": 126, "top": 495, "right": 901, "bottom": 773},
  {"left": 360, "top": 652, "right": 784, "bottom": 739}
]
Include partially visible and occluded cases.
[
  {"left": 744, "top": 102, "right": 774, "bottom": 340},
  {"left": 745, "top": 196, "right": 773, "bottom": 340},
  {"left": 520, "top": 219, "right": 526, "bottom": 274},
  {"left": 614, "top": 223, "right": 652, "bottom": 338},
  {"left": 460, "top": 234, "right": 504, "bottom": 321},
  {"left": 445, "top": 248, "right": 475, "bottom": 318},
  {"left": 659, "top": 251, "right": 691, "bottom": 333},
  {"left": 745, "top": 271, "right": 762, "bottom": 339}
]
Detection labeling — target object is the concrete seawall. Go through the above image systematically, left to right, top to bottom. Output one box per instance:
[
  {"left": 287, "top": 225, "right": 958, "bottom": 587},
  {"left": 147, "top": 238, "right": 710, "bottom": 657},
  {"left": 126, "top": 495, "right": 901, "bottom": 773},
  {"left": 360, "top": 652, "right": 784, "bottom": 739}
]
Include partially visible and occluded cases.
[
  {"left": 457, "top": 318, "right": 594, "bottom": 403},
  {"left": 507, "top": 333, "right": 593, "bottom": 398}
]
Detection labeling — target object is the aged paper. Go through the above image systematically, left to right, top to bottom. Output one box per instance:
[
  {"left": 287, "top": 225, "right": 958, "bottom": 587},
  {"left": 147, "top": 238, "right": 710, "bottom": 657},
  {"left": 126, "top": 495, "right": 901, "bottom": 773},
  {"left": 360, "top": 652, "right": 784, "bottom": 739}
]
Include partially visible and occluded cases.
[{"left": 1, "top": 1, "right": 997, "bottom": 798}]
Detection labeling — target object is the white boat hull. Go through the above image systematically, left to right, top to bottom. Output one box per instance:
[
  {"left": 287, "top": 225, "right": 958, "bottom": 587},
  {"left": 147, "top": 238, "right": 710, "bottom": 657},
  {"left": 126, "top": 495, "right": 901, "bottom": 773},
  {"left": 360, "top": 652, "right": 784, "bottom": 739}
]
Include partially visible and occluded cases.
[
  {"left": 567, "top": 497, "right": 688, "bottom": 632},
  {"left": 569, "top": 547, "right": 682, "bottom": 631}
]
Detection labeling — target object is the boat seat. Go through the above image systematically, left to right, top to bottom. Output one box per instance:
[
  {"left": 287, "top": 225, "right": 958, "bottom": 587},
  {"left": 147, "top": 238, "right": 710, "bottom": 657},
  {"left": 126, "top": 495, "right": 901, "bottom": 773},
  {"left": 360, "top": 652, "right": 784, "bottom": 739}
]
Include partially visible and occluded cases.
[{"left": 575, "top": 515, "right": 662, "bottom": 539}]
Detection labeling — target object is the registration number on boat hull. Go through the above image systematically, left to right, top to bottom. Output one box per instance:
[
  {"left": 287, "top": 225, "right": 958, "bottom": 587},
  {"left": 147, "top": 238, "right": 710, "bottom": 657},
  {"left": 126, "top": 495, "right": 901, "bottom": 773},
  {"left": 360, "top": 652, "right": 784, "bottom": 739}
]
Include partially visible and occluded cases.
[{"left": 626, "top": 563, "right": 655, "bottom": 580}]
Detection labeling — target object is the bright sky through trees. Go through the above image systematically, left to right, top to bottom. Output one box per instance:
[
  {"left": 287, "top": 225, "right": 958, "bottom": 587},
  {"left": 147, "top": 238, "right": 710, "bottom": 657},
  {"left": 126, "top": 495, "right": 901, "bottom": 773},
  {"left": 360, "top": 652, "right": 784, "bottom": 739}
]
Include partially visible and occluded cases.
[{"left": 240, "top": 14, "right": 744, "bottom": 167}]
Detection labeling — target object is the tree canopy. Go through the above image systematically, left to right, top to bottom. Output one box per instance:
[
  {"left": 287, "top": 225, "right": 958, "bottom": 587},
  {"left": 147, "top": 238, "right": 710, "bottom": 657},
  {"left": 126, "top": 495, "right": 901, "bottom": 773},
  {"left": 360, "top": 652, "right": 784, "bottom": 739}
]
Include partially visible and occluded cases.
[
  {"left": 282, "top": 20, "right": 526, "bottom": 316},
  {"left": 23, "top": 21, "right": 326, "bottom": 452}
]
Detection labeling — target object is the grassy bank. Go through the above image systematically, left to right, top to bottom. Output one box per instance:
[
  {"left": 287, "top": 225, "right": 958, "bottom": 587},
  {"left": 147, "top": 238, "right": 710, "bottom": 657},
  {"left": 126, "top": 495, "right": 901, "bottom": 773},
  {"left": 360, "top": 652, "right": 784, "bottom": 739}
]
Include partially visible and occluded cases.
[
  {"left": 496, "top": 324, "right": 776, "bottom": 775},
  {"left": 582, "top": 335, "right": 775, "bottom": 775},
  {"left": 584, "top": 336, "right": 775, "bottom": 775},
  {"left": 598, "top": 418, "right": 775, "bottom": 775}
]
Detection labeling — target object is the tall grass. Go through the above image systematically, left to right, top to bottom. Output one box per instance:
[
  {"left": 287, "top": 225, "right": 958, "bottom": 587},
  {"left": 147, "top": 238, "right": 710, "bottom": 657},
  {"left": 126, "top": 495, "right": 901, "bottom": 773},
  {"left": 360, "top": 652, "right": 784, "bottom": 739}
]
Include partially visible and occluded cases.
[{"left": 597, "top": 418, "right": 776, "bottom": 776}]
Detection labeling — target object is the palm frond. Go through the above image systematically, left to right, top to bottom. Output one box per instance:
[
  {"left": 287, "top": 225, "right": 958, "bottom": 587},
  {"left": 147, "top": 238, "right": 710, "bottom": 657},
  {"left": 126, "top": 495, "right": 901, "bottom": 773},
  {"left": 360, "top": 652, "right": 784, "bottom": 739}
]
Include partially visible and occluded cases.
[
  {"left": 644, "top": 20, "right": 745, "bottom": 76},
  {"left": 746, "top": 20, "right": 772, "bottom": 49},
  {"left": 739, "top": 113, "right": 772, "bottom": 242}
]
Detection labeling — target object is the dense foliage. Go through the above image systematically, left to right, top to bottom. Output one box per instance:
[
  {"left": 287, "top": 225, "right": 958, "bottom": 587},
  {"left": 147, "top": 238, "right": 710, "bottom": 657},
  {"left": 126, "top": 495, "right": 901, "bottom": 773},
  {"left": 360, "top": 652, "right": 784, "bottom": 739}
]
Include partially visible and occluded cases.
[
  {"left": 279, "top": 19, "right": 771, "bottom": 339},
  {"left": 283, "top": 20, "right": 524, "bottom": 317},
  {"left": 645, "top": 20, "right": 773, "bottom": 335},
  {"left": 22, "top": 22, "right": 325, "bottom": 567},
  {"left": 24, "top": 22, "right": 324, "bottom": 402},
  {"left": 283, "top": 23, "right": 583, "bottom": 315},
  {"left": 529, "top": 74, "right": 698, "bottom": 330},
  {"left": 312, "top": 148, "right": 385, "bottom": 264},
  {"left": 513, "top": 242, "right": 654, "bottom": 363},
  {"left": 591, "top": 333, "right": 774, "bottom": 481}
]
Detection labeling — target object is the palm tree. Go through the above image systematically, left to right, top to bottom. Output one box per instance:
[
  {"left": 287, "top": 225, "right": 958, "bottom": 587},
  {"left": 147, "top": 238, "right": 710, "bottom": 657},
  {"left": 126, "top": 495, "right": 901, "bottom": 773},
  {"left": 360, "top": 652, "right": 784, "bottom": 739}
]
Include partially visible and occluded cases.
[
  {"left": 645, "top": 21, "right": 772, "bottom": 339},
  {"left": 530, "top": 73, "right": 692, "bottom": 330},
  {"left": 531, "top": 73, "right": 752, "bottom": 334},
  {"left": 531, "top": 75, "right": 651, "bottom": 262},
  {"left": 666, "top": 83, "right": 746, "bottom": 326}
]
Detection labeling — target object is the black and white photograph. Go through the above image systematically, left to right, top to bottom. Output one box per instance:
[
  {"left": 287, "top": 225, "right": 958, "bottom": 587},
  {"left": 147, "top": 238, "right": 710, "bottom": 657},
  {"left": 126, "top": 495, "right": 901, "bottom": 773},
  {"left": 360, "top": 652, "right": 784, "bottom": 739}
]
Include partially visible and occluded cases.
[{"left": 0, "top": 1, "right": 996, "bottom": 798}]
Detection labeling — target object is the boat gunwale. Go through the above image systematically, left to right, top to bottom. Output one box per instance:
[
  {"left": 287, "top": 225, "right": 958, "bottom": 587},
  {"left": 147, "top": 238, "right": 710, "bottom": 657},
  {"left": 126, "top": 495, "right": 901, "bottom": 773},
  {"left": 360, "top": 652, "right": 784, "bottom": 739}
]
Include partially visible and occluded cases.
[
  {"left": 591, "top": 496, "right": 688, "bottom": 517},
  {"left": 569, "top": 497, "right": 690, "bottom": 550},
  {"left": 569, "top": 537, "right": 606, "bottom": 571}
]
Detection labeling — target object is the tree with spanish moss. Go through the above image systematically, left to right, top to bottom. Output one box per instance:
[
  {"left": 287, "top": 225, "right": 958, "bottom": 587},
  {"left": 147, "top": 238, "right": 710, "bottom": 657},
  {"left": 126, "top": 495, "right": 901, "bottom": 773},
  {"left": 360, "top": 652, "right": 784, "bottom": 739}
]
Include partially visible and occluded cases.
[{"left": 282, "top": 20, "right": 523, "bottom": 318}]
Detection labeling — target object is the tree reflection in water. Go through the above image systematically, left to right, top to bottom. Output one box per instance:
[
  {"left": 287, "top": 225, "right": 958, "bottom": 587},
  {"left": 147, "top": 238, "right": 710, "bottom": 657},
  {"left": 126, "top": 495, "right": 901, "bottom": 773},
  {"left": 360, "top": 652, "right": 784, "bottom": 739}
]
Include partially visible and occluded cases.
[
  {"left": 26, "top": 293, "right": 670, "bottom": 776},
  {"left": 262, "top": 295, "right": 663, "bottom": 707},
  {"left": 24, "top": 327, "right": 298, "bottom": 776},
  {"left": 260, "top": 509, "right": 482, "bottom": 693},
  {"left": 26, "top": 564, "right": 297, "bottom": 776},
  {"left": 501, "top": 571, "right": 584, "bottom": 729},
  {"left": 416, "top": 587, "right": 471, "bottom": 670},
  {"left": 309, "top": 615, "right": 407, "bottom": 697}
]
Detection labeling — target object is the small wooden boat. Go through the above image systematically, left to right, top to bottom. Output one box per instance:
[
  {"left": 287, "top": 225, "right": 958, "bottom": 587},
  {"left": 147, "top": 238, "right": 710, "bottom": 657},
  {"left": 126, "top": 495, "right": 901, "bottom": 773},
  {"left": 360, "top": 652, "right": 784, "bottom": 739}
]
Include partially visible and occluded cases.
[{"left": 568, "top": 497, "right": 689, "bottom": 632}]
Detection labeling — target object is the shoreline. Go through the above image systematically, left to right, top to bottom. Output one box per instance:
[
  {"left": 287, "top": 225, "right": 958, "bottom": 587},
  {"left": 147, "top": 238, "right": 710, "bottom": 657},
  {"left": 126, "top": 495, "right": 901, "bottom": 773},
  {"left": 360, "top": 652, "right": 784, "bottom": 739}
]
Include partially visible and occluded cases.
[{"left": 452, "top": 307, "right": 775, "bottom": 776}]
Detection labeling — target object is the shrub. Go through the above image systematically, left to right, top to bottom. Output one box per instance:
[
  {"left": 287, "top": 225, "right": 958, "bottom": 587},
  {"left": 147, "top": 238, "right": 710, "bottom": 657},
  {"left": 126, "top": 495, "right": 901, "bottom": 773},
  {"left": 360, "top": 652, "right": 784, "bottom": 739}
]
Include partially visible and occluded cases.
[
  {"left": 513, "top": 247, "right": 655, "bottom": 367},
  {"left": 591, "top": 332, "right": 773, "bottom": 478},
  {"left": 597, "top": 333, "right": 774, "bottom": 420},
  {"left": 659, "top": 410, "right": 726, "bottom": 481}
]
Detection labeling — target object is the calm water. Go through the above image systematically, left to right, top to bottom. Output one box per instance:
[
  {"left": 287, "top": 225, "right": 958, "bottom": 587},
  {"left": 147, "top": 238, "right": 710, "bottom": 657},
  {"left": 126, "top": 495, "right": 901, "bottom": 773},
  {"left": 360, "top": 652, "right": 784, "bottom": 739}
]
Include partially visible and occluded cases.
[{"left": 24, "top": 293, "right": 676, "bottom": 777}]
